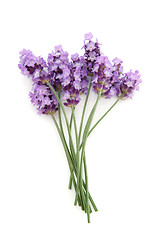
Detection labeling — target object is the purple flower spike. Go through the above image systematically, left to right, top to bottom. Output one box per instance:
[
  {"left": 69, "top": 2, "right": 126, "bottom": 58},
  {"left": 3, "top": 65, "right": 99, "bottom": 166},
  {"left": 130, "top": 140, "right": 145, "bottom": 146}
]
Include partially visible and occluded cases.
[
  {"left": 83, "top": 34, "right": 101, "bottom": 77},
  {"left": 47, "top": 46, "right": 71, "bottom": 90},
  {"left": 18, "top": 49, "right": 47, "bottom": 81},
  {"left": 61, "top": 54, "right": 88, "bottom": 107},
  {"left": 112, "top": 57, "right": 123, "bottom": 66},
  {"left": 119, "top": 70, "right": 142, "bottom": 99},
  {"left": 29, "top": 83, "right": 58, "bottom": 115}
]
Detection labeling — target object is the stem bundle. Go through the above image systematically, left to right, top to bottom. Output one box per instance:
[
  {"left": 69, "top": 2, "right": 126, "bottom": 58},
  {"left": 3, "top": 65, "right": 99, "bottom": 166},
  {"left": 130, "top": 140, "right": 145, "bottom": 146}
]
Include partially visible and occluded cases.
[{"left": 47, "top": 80, "right": 121, "bottom": 223}]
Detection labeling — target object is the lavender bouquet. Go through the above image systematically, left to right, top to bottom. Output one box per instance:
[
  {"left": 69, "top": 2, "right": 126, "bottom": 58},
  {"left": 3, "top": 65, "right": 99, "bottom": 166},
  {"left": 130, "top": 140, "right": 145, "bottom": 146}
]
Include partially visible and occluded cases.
[{"left": 18, "top": 33, "right": 141, "bottom": 223}]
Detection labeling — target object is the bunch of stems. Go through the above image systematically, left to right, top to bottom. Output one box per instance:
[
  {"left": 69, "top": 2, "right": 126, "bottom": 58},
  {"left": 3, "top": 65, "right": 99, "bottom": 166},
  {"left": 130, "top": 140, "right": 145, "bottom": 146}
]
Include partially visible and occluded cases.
[{"left": 46, "top": 80, "right": 121, "bottom": 223}]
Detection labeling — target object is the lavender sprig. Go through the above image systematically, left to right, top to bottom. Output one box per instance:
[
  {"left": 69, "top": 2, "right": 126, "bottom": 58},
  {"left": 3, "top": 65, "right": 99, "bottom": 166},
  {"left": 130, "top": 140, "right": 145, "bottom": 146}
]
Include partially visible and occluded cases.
[{"left": 18, "top": 32, "right": 141, "bottom": 223}]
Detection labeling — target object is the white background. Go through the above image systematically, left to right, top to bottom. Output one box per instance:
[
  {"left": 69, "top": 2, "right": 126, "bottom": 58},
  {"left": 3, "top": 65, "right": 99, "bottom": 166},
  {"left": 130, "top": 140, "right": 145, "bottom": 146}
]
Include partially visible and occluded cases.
[{"left": 0, "top": 0, "right": 160, "bottom": 239}]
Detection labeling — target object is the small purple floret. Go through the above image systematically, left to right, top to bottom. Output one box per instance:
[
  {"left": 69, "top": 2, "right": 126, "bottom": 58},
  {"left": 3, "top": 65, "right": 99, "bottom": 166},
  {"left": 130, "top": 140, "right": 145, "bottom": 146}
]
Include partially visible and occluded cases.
[{"left": 84, "top": 32, "right": 93, "bottom": 41}]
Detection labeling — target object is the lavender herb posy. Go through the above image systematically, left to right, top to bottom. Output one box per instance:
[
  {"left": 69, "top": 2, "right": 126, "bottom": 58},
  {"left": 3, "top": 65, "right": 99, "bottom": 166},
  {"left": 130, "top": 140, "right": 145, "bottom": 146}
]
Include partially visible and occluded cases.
[{"left": 18, "top": 33, "right": 142, "bottom": 223}]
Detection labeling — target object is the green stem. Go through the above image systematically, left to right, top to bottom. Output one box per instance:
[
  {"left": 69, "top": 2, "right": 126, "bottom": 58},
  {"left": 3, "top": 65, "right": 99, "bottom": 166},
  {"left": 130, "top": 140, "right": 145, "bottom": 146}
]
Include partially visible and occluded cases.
[
  {"left": 47, "top": 81, "right": 76, "bottom": 158},
  {"left": 47, "top": 81, "right": 81, "bottom": 197},
  {"left": 69, "top": 81, "right": 91, "bottom": 196},
  {"left": 73, "top": 81, "right": 92, "bottom": 208},
  {"left": 78, "top": 81, "right": 92, "bottom": 143},
  {"left": 49, "top": 82, "right": 98, "bottom": 213},
  {"left": 58, "top": 91, "right": 67, "bottom": 148},
  {"left": 58, "top": 92, "right": 73, "bottom": 190},
  {"left": 74, "top": 93, "right": 101, "bottom": 216},
  {"left": 79, "top": 93, "right": 101, "bottom": 221},
  {"left": 78, "top": 97, "right": 121, "bottom": 151},
  {"left": 88, "top": 97, "right": 120, "bottom": 136},
  {"left": 72, "top": 107, "right": 81, "bottom": 207},
  {"left": 72, "top": 108, "right": 86, "bottom": 211},
  {"left": 72, "top": 108, "right": 78, "bottom": 146},
  {"left": 68, "top": 109, "right": 74, "bottom": 189},
  {"left": 69, "top": 110, "right": 77, "bottom": 169},
  {"left": 70, "top": 110, "right": 74, "bottom": 129},
  {"left": 50, "top": 113, "right": 82, "bottom": 205},
  {"left": 51, "top": 113, "right": 96, "bottom": 211},
  {"left": 83, "top": 152, "right": 90, "bottom": 223},
  {"left": 68, "top": 175, "right": 72, "bottom": 190},
  {"left": 83, "top": 181, "right": 98, "bottom": 211}
]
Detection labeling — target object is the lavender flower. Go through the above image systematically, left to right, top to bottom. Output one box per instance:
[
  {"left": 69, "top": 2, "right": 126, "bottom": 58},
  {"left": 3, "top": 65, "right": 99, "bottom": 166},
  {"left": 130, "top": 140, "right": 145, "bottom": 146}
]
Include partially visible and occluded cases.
[
  {"left": 83, "top": 33, "right": 101, "bottom": 77},
  {"left": 83, "top": 33, "right": 142, "bottom": 100},
  {"left": 47, "top": 45, "right": 71, "bottom": 91},
  {"left": 18, "top": 49, "right": 58, "bottom": 114},
  {"left": 18, "top": 49, "right": 47, "bottom": 81},
  {"left": 90, "top": 50, "right": 124, "bottom": 99},
  {"left": 62, "top": 54, "right": 88, "bottom": 107},
  {"left": 92, "top": 55, "right": 115, "bottom": 97},
  {"left": 118, "top": 70, "right": 142, "bottom": 99},
  {"left": 29, "top": 83, "right": 58, "bottom": 114}
]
